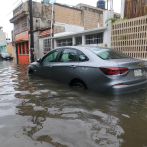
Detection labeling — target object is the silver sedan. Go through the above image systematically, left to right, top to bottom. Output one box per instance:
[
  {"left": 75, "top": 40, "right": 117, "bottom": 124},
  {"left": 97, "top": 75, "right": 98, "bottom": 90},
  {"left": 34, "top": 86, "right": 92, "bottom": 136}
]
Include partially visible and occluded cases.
[{"left": 28, "top": 46, "right": 147, "bottom": 94}]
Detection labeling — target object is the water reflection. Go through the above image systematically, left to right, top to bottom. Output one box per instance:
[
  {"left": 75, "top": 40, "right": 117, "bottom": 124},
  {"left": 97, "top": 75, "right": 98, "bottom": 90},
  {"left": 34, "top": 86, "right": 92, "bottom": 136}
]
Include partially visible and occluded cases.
[{"left": 0, "top": 60, "right": 147, "bottom": 147}]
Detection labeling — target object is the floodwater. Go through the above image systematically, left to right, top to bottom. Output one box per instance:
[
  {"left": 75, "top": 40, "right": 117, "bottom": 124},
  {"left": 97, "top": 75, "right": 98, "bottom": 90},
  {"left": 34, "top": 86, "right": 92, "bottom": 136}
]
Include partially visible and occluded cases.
[{"left": 0, "top": 60, "right": 147, "bottom": 147}]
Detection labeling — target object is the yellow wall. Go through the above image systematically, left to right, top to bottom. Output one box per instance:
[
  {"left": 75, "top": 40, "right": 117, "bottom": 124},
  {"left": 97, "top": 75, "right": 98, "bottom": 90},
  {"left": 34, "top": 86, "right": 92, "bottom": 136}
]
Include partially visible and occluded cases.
[{"left": 7, "top": 43, "right": 13, "bottom": 56}]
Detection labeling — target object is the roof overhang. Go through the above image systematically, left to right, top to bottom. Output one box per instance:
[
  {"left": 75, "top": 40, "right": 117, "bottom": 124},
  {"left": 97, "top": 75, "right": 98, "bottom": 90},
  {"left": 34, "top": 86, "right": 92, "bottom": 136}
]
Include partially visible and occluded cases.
[
  {"left": 10, "top": 11, "right": 29, "bottom": 23},
  {"left": 52, "top": 26, "right": 107, "bottom": 40}
]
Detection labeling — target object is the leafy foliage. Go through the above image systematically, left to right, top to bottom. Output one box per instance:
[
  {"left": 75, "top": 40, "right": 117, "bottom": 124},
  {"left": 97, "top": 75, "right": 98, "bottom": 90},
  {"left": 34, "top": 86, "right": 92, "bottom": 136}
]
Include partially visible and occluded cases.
[
  {"left": 105, "top": 17, "right": 127, "bottom": 24},
  {"left": 117, "top": 17, "right": 127, "bottom": 21},
  {"left": 105, "top": 18, "right": 116, "bottom": 24},
  {"left": 115, "top": 34, "right": 127, "bottom": 42}
]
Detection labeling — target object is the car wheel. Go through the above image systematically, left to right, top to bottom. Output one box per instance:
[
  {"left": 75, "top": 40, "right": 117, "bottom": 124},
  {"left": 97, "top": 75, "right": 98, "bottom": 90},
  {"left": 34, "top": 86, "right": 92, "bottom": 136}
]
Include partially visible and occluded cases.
[
  {"left": 28, "top": 70, "right": 34, "bottom": 75},
  {"left": 73, "top": 81, "right": 87, "bottom": 89}
]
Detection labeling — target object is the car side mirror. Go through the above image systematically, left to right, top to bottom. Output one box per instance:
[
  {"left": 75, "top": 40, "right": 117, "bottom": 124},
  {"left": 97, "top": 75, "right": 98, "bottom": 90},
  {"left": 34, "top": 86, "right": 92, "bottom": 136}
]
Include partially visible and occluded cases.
[
  {"left": 79, "top": 55, "right": 89, "bottom": 62},
  {"left": 37, "top": 58, "right": 42, "bottom": 63}
]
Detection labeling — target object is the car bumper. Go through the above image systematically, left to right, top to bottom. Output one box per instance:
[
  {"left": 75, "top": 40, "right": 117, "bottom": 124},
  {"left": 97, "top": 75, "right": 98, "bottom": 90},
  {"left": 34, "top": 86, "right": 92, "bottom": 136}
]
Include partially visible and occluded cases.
[
  {"left": 2, "top": 57, "right": 13, "bottom": 60},
  {"left": 107, "top": 80, "right": 147, "bottom": 95}
]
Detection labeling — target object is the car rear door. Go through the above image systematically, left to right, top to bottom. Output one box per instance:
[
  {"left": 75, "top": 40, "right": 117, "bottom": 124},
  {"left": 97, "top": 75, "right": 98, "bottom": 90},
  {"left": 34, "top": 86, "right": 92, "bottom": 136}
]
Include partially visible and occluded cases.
[{"left": 51, "top": 48, "right": 79, "bottom": 83}]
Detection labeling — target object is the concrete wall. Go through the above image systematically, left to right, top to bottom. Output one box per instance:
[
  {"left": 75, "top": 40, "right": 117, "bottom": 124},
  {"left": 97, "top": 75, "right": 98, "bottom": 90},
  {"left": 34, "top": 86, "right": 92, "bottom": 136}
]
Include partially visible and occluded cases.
[
  {"left": 13, "top": 1, "right": 52, "bottom": 32},
  {"left": 13, "top": 2, "right": 28, "bottom": 16},
  {"left": 32, "top": 2, "right": 52, "bottom": 31},
  {"left": 54, "top": 3, "right": 118, "bottom": 31},
  {"left": 54, "top": 4, "right": 82, "bottom": 26},
  {"left": 103, "top": 9, "right": 114, "bottom": 48},
  {"left": 83, "top": 10, "right": 103, "bottom": 30},
  {"left": 111, "top": 15, "right": 147, "bottom": 59},
  {"left": 54, "top": 22, "right": 84, "bottom": 34},
  {"left": 0, "top": 30, "right": 6, "bottom": 44},
  {"left": 34, "top": 31, "right": 41, "bottom": 60},
  {"left": 34, "top": 31, "right": 50, "bottom": 59},
  {"left": 38, "top": 37, "right": 47, "bottom": 58},
  {"left": 7, "top": 43, "right": 13, "bottom": 56},
  {"left": 12, "top": 45, "right": 16, "bottom": 59}
]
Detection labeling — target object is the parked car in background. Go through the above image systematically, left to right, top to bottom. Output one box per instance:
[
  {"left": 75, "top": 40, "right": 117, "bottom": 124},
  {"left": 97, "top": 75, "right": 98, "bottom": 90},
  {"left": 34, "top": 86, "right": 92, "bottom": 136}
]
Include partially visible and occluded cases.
[
  {"left": 28, "top": 46, "right": 147, "bottom": 94},
  {"left": 0, "top": 52, "right": 13, "bottom": 60}
]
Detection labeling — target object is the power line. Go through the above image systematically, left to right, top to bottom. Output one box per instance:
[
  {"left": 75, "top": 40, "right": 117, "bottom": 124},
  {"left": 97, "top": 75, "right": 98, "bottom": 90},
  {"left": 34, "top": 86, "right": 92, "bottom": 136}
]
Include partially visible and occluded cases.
[
  {"left": 0, "top": 0, "right": 22, "bottom": 23},
  {"left": 13, "top": 0, "right": 21, "bottom": 5},
  {"left": 0, "top": 10, "right": 13, "bottom": 23}
]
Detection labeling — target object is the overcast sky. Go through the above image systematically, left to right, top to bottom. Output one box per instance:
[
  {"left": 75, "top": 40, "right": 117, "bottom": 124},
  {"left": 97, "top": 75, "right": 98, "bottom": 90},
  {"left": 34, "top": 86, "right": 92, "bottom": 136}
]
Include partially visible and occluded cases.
[{"left": 0, "top": 0, "right": 121, "bottom": 40}]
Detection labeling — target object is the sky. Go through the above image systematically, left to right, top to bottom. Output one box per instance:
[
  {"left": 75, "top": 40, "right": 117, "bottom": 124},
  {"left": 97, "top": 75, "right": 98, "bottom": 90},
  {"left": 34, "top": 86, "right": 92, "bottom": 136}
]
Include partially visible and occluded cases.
[{"left": 0, "top": 0, "right": 121, "bottom": 40}]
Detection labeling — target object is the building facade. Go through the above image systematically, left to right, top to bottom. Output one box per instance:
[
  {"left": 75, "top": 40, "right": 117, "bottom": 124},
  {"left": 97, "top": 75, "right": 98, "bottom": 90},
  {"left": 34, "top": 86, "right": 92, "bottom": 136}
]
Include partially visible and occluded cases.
[
  {"left": 10, "top": 1, "right": 52, "bottom": 64},
  {"left": 10, "top": 1, "right": 120, "bottom": 62},
  {"left": 34, "top": 3, "right": 119, "bottom": 59},
  {"left": 111, "top": 15, "right": 147, "bottom": 59},
  {"left": 0, "top": 27, "right": 6, "bottom": 52},
  {"left": 6, "top": 43, "right": 13, "bottom": 56}
]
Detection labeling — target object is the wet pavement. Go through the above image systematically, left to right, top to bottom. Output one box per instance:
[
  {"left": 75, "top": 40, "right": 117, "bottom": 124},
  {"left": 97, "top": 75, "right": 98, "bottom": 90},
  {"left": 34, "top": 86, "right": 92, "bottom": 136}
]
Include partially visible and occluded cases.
[{"left": 0, "top": 60, "right": 147, "bottom": 147}]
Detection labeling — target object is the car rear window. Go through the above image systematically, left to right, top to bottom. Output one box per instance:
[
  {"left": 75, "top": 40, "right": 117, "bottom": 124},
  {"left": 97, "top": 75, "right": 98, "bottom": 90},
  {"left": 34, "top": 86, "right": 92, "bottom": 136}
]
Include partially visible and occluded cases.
[
  {"left": 89, "top": 48, "right": 130, "bottom": 60},
  {"left": 1, "top": 53, "right": 10, "bottom": 56}
]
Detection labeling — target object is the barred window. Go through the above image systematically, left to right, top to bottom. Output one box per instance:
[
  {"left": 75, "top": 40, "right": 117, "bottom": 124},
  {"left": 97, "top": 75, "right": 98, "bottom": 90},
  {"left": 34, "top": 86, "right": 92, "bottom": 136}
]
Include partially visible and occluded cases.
[
  {"left": 14, "top": 17, "right": 28, "bottom": 34},
  {"left": 21, "top": 17, "right": 27, "bottom": 32},
  {"left": 86, "top": 33, "right": 103, "bottom": 45},
  {"left": 57, "top": 38, "right": 72, "bottom": 47},
  {"left": 43, "top": 39, "right": 51, "bottom": 52}
]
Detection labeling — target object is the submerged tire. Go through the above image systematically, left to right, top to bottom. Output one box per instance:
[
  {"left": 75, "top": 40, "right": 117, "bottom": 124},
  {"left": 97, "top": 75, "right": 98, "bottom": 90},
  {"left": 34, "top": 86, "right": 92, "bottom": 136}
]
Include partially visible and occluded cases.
[
  {"left": 28, "top": 70, "right": 34, "bottom": 75},
  {"left": 73, "top": 81, "right": 87, "bottom": 89}
]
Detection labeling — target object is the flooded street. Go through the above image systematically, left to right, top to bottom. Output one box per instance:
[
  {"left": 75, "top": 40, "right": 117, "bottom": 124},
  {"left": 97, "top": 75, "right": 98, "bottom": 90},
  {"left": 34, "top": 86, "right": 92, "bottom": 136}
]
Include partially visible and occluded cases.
[{"left": 0, "top": 60, "right": 147, "bottom": 147}]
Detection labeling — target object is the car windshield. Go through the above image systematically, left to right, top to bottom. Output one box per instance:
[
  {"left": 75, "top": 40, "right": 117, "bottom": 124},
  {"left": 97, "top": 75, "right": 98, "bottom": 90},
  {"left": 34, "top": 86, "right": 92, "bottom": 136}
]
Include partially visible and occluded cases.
[
  {"left": 89, "top": 48, "right": 130, "bottom": 60},
  {"left": 1, "top": 52, "right": 10, "bottom": 56}
]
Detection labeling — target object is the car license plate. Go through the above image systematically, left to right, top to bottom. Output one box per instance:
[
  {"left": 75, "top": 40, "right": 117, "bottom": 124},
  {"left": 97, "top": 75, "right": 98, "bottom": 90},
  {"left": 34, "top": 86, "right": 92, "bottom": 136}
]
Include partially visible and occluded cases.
[
  {"left": 7, "top": 58, "right": 10, "bottom": 59},
  {"left": 134, "top": 69, "right": 142, "bottom": 77}
]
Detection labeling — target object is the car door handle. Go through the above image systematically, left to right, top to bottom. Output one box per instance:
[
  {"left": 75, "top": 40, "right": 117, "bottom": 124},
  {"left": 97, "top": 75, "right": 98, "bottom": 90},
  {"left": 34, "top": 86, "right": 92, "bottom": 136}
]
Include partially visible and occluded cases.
[
  {"left": 48, "top": 65, "right": 52, "bottom": 68},
  {"left": 70, "top": 65, "right": 76, "bottom": 68}
]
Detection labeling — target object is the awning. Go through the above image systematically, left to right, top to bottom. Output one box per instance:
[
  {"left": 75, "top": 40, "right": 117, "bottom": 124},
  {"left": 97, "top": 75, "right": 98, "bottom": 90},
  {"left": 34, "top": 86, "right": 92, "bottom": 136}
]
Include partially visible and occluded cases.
[{"left": 38, "top": 29, "right": 51, "bottom": 37}]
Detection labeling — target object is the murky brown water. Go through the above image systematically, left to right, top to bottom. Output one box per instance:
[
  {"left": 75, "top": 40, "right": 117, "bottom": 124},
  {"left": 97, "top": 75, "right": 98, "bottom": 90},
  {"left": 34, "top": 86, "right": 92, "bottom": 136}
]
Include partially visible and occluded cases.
[{"left": 0, "top": 60, "right": 147, "bottom": 147}]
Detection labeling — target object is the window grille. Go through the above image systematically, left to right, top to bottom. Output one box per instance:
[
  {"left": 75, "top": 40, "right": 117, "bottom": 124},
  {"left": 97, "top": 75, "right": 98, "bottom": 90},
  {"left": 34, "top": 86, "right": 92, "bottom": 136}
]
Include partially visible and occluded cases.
[
  {"left": 14, "top": 17, "right": 28, "bottom": 34},
  {"left": 86, "top": 33, "right": 103, "bottom": 45},
  {"left": 76, "top": 37, "right": 82, "bottom": 45},
  {"left": 57, "top": 38, "right": 72, "bottom": 47},
  {"left": 43, "top": 39, "right": 51, "bottom": 52},
  {"left": 22, "top": 42, "right": 25, "bottom": 54},
  {"left": 26, "top": 42, "right": 29, "bottom": 54},
  {"left": 19, "top": 43, "right": 21, "bottom": 54}
]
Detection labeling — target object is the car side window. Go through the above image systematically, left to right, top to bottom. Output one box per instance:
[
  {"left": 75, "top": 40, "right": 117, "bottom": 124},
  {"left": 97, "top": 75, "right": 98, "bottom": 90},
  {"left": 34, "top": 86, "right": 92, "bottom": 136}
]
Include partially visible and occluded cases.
[
  {"left": 58, "top": 49, "right": 77, "bottom": 62},
  {"left": 43, "top": 50, "right": 59, "bottom": 62},
  {"left": 79, "top": 51, "right": 89, "bottom": 62}
]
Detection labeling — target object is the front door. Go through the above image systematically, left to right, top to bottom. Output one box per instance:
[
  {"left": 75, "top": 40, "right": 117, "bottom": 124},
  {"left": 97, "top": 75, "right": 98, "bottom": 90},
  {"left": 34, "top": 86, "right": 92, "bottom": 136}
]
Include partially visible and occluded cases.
[
  {"left": 52, "top": 48, "right": 79, "bottom": 84},
  {"left": 37, "top": 49, "right": 59, "bottom": 78}
]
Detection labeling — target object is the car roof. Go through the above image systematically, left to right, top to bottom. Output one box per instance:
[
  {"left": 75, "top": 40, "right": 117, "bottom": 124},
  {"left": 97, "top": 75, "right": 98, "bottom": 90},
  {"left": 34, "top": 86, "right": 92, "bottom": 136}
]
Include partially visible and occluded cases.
[{"left": 54, "top": 46, "right": 113, "bottom": 52}]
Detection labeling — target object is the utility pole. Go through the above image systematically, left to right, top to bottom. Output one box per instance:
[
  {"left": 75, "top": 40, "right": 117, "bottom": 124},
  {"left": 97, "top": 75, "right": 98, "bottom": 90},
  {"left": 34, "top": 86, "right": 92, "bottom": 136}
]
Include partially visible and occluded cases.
[
  {"left": 29, "top": 0, "right": 34, "bottom": 63},
  {"left": 107, "top": 0, "right": 108, "bottom": 10},
  {"left": 50, "top": 2, "right": 54, "bottom": 50}
]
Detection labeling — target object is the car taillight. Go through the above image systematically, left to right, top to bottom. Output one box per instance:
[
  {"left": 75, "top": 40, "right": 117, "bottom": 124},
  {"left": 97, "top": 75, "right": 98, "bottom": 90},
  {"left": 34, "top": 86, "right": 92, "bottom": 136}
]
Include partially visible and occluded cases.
[
  {"left": 99, "top": 67, "right": 129, "bottom": 75},
  {"left": 115, "top": 83, "right": 124, "bottom": 86}
]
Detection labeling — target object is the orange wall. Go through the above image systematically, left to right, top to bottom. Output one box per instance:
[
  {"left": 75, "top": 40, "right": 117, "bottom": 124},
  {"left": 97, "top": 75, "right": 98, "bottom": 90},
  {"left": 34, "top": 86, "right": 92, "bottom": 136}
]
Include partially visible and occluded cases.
[{"left": 15, "top": 31, "right": 29, "bottom": 42}]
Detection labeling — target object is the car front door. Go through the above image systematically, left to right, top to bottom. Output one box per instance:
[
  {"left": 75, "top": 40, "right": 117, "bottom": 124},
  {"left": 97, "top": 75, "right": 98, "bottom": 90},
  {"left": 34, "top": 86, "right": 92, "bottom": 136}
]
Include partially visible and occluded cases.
[
  {"left": 52, "top": 48, "right": 79, "bottom": 84},
  {"left": 37, "top": 49, "right": 59, "bottom": 78}
]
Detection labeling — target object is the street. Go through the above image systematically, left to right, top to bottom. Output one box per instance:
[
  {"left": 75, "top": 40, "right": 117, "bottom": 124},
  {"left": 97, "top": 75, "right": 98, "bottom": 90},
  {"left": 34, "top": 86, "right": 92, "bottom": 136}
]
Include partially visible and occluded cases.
[{"left": 0, "top": 60, "right": 147, "bottom": 147}]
